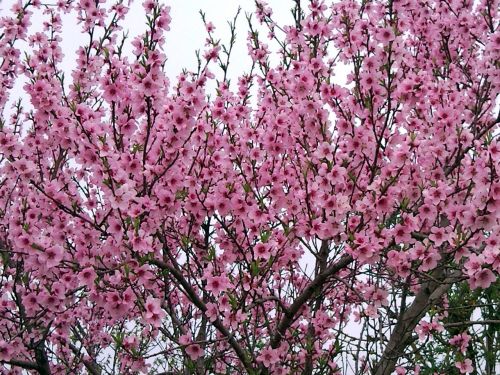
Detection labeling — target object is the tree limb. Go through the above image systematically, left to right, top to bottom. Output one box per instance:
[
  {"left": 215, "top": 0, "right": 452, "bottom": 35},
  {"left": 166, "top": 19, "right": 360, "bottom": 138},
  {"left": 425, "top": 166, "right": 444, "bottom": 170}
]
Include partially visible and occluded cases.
[
  {"left": 270, "top": 254, "right": 353, "bottom": 348},
  {"left": 373, "top": 269, "right": 462, "bottom": 375}
]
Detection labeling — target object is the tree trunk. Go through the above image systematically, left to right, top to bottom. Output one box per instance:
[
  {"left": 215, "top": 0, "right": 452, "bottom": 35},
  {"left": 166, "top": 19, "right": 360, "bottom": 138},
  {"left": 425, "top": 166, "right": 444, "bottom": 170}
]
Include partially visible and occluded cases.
[
  {"left": 373, "top": 270, "right": 461, "bottom": 375},
  {"left": 34, "top": 342, "right": 51, "bottom": 375}
]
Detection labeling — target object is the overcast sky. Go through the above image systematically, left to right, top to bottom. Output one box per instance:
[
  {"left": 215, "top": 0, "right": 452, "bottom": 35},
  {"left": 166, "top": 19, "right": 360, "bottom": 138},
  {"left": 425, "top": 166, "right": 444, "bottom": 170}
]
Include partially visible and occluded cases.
[
  {"left": 0, "top": 0, "right": 297, "bottom": 79},
  {"left": 1, "top": 0, "right": 310, "bottom": 116},
  {"left": 1, "top": 0, "right": 351, "bottom": 120}
]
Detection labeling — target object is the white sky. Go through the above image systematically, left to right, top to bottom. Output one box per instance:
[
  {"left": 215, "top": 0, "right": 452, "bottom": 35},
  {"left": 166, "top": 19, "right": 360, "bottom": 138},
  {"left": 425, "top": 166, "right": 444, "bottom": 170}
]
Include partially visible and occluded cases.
[
  {"left": 0, "top": 0, "right": 296, "bottom": 80},
  {"left": 1, "top": 0, "right": 312, "bottom": 117},
  {"left": 1, "top": 0, "right": 351, "bottom": 123}
]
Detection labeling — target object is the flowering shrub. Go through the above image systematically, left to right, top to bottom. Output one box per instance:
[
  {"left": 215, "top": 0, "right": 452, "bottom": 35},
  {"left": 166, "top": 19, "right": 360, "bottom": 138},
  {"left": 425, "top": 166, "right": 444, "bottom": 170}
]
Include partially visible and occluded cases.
[{"left": 0, "top": 0, "right": 498, "bottom": 374}]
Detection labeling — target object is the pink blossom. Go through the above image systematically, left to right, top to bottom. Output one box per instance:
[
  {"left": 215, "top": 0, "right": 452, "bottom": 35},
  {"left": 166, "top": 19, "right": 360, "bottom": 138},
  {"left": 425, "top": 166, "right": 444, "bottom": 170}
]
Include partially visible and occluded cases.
[
  {"left": 0, "top": 0, "right": 497, "bottom": 372},
  {"left": 205, "top": 21, "right": 215, "bottom": 32},
  {"left": 375, "top": 27, "right": 395, "bottom": 43},
  {"left": 141, "top": 75, "right": 158, "bottom": 97},
  {"left": 419, "top": 204, "right": 437, "bottom": 224},
  {"left": 394, "top": 224, "right": 412, "bottom": 244},
  {"left": 429, "top": 227, "right": 449, "bottom": 247},
  {"left": 254, "top": 243, "right": 271, "bottom": 260},
  {"left": 38, "top": 245, "right": 64, "bottom": 268},
  {"left": 420, "top": 250, "right": 441, "bottom": 272},
  {"left": 79, "top": 267, "right": 97, "bottom": 288},
  {"left": 470, "top": 268, "right": 496, "bottom": 289},
  {"left": 205, "top": 275, "right": 230, "bottom": 295},
  {"left": 371, "top": 288, "right": 389, "bottom": 308},
  {"left": 143, "top": 297, "right": 165, "bottom": 327},
  {"left": 205, "top": 302, "right": 219, "bottom": 322},
  {"left": 365, "top": 305, "right": 379, "bottom": 318},
  {"left": 449, "top": 332, "right": 470, "bottom": 354},
  {"left": 178, "top": 334, "right": 191, "bottom": 346},
  {"left": 0, "top": 340, "right": 12, "bottom": 361},
  {"left": 185, "top": 344, "right": 204, "bottom": 361},
  {"left": 257, "top": 347, "right": 280, "bottom": 368},
  {"left": 455, "top": 359, "right": 473, "bottom": 374}
]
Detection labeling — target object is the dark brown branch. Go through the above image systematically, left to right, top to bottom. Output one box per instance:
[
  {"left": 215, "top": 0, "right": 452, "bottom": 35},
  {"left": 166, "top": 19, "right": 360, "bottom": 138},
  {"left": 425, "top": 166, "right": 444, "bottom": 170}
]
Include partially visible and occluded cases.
[
  {"left": 444, "top": 112, "right": 499, "bottom": 177},
  {"left": 270, "top": 254, "right": 353, "bottom": 348},
  {"left": 148, "top": 258, "right": 255, "bottom": 374},
  {"left": 444, "top": 320, "right": 500, "bottom": 328},
  {"left": 34, "top": 342, "right": 51, "bottom": 375},
  {"left": 68, "top": 343, "right": 101, "bottom": 375},
  {"left": 1, "top": 359, "right": 41, "bottom": 371}
]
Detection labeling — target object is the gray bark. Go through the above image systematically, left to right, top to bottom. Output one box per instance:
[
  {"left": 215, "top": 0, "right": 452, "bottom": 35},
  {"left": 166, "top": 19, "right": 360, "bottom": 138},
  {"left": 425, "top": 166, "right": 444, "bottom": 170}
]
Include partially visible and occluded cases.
[{"left": 372, "top": 269, "right": 462, "bottom": 375}]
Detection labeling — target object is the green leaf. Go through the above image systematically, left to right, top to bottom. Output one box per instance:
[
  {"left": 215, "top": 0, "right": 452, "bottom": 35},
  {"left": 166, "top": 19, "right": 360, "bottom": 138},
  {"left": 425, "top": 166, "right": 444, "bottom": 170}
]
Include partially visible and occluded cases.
[
  {"left": 131, "top": 143, "right": 143, "bottom": 153},
  {"left": 347, "top": 170, "right": 356, "bottom": 182},
  {"left": 102, "top": 178, "right": 112, "bottom": 188},
  {"left": 175, "top": 188, "right": 188, "bottom": 200},
  {"left": 400, "top": 197, "right": 409, "bottom": 211},
  {"left": 133, "top": 217, "right": 141, "bottom": 233},
  {"left": 282, "top": 222, "right": 290, "bottom": 236},
  {"left": 260, "top": 230, "right": 271, "bottom": 243},
  {"left": 181, "top": 235, "right": 190, "bottom": 247},
  {"left": 31, "top": 243, "right": 44, "bottom": 251},
  {"left": 207, "top": 246, "right": 216, "bottom": 261},
  {"left": 0, "top": 251, "right": 10, "bottom": 267},
  {"left": 251, "top": 261, "right": 260, "bottom": 277},
  {"left": 123, "top": 263, "right": 130, "bottom": 277},
  {"left": 228, "top": 293, "right": 238, "bottom": 309},
  {"left": 112, "top": 332, "right": 124, "bottom": 348}
]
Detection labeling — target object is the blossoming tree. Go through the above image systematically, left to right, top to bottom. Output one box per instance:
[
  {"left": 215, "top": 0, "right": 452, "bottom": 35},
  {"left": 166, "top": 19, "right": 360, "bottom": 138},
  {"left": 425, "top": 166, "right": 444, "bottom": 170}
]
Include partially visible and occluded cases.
[{"left": 0, "top": 0, "right": 498, "bottom": 374}]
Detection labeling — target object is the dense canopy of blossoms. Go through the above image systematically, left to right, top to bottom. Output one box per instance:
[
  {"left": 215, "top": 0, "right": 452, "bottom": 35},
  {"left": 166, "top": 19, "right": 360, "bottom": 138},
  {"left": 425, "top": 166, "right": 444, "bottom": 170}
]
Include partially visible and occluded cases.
[{"left": 0, "top": 0, "right": 498, "bottom": 374}]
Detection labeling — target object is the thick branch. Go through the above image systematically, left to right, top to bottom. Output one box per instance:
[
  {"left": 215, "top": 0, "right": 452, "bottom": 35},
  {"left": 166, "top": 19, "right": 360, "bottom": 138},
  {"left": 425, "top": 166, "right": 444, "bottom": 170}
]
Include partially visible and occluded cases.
[
  {"left": 270, "top": 254, "right": 353, "bottom": 348},
  {"left": 149, "top": 258, "right": 255, "bottom": 373},
  {"left": 373, "top": 269, "right": 462, "bottom": 375},
  {"left": 444, "top": 320, "right": 500, "bottom": 328},
  {"left": 34, "top": 342, "right": 51, "bottom": 375},
  {"left": 68, "top": 343, "right": 101, "bottom": 375},
  {"left": 1, "top": 359, "right": 41, "bottom": 371}
]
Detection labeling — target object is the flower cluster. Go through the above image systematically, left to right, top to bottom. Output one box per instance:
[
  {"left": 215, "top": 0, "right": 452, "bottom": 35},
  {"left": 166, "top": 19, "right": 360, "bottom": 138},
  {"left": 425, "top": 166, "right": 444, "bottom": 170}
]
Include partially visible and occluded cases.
[{"left": 0, "top": 0, "right": 498, "bottom": 373}]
